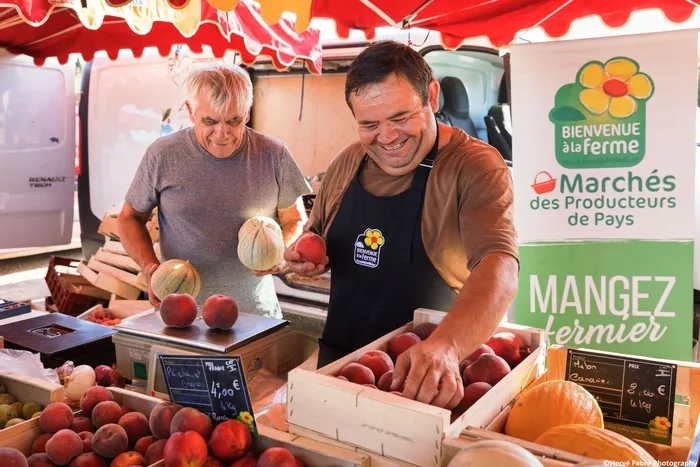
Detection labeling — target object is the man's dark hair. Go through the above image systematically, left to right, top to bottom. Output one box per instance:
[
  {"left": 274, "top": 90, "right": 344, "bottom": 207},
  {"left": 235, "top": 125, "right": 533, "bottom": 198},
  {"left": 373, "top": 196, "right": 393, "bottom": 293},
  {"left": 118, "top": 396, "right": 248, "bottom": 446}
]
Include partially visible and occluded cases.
[{"left": 344, "top": 41, "right": 434, "bottom": 111}]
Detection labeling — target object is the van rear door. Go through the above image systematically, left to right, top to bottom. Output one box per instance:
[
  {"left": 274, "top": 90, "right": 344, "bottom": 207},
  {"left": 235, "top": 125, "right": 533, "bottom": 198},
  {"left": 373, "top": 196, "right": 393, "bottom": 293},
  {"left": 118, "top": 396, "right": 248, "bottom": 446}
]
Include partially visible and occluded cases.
[{"left": 0, "top": 53, "right": 76, "bottom": 248}]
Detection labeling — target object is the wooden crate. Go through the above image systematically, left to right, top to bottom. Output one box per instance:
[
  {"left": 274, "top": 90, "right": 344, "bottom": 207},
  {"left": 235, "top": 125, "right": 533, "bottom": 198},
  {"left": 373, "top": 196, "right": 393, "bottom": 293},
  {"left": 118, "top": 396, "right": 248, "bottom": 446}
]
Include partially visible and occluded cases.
[
  {"left": 287, "top": 309, "right": 547, "bottom": 467},
  {"left": 446, "top": 345, "right": 700, "bottom": 466},
  {"left": 0, "top": 372, "right": 66, "bottom": 453}
]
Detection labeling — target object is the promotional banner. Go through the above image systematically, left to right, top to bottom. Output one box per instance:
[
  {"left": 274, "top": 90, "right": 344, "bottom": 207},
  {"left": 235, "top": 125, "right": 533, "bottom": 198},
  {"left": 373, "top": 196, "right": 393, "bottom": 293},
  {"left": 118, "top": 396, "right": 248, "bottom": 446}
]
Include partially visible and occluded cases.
[{"left": 512, "top": 30, "right": 697, "bottom": 361}]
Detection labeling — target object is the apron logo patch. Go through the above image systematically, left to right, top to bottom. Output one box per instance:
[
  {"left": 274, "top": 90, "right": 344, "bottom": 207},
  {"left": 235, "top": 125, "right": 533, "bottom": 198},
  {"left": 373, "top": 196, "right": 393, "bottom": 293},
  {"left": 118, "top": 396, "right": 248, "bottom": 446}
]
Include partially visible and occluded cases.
[{"left": 354, "top": 229, "right": 384, "bottom": 268}]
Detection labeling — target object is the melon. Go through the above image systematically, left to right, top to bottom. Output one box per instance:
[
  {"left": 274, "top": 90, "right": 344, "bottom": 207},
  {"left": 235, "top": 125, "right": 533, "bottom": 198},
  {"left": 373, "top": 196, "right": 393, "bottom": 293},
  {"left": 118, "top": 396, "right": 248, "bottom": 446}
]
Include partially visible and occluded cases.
[
  {"left": 237, "top": 216, "right": 285, "bottom": 271},
  {"left": 151, "top": 259, "right": 201, "bottom": 300},
  {"left": 504, "top": 380, "right": 603, "bottom": 442},
  {"left": 534, "top": 424, "right": 656, "bottom": 464},
  {"left": 446, "top": 440, "right": 543, "bottom": 467}
]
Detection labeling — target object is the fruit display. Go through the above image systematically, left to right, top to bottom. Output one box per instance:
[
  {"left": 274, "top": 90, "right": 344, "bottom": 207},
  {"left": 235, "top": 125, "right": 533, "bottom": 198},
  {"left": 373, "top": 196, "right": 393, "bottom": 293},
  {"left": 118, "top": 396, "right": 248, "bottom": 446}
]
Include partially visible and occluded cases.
[
  {"left": 237, "top": 216, "right": 285, "bottom": 271},
  {"left": 294, "top": 232, "right": 327, "bottom": 265},
  {"left": 151, "top": 259, "right": 202, "bottom": 301},
  {"left": 159, "top": 293, "right": 198, "bottom": 328},
  {"left": 202, "top": 294, "right": 239, "bottom": 330},
  {"left": 84, "top": 307, "right": 122, "bottom": 327},
  {"left": 332, "top": 325, "right": 530, "bottom": 416},
  {"left": 498, "top": 378, "right": 658, "bottom": 464},
  {"left": 0, "top": 379, "right": 43, "bottom": 431},
  {"left": 446, "top": 440, "right": 545, "bottom": 467}
]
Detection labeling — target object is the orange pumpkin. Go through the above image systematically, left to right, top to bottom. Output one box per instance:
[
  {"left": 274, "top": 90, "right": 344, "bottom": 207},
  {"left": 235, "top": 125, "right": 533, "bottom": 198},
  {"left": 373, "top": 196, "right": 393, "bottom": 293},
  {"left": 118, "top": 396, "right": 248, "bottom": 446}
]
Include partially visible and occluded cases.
[
  {"left": 504, "top": 380, "right": 603, "bottom": 442},
  {"left": 534, "top": 424, "right": 656, "bottom": 464}
]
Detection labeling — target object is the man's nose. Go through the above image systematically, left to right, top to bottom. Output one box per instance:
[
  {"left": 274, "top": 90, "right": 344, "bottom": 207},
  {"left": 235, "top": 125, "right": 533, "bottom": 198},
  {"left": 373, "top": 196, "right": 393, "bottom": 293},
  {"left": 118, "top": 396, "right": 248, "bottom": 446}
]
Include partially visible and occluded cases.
[
  {"left": 214, "top": 122, "right": 229, "bottom": 137},
  {"left": 377, "top": 122, "right": 400, "bottom": 145}
]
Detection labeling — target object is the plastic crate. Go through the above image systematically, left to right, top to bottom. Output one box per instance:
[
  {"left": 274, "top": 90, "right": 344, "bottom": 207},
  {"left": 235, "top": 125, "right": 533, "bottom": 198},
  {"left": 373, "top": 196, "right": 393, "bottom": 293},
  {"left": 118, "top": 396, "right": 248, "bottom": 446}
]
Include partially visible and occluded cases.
[{"left": 45, "top": 255, "right": 109, "bottom": 316}]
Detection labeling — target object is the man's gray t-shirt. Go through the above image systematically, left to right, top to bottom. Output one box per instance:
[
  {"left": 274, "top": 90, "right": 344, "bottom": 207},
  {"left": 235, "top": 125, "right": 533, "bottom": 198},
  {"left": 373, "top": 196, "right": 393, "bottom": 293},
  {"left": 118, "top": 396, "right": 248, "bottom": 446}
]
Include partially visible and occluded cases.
[{"left": 125, "top": 127, "right": 312, "bottom": 318}]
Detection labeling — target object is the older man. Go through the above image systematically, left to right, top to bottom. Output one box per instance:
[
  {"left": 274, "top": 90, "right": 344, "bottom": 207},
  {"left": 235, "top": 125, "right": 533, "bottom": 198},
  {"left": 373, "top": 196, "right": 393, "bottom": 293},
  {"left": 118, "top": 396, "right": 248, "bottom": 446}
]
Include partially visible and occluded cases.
[
  {"left": 285, "top": 41, "right": 519, "bottom": 409},
  {"left": 118, "top": 63, "right": 311, "bottom": 318}
]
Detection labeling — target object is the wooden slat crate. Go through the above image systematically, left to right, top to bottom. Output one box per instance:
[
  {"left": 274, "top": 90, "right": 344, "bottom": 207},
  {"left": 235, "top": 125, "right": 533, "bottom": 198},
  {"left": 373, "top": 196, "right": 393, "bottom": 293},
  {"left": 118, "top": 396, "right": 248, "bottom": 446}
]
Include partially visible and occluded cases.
[
  {"left": 287, "top": 308, "right": 547, "bottom": 467},
  {"left": 442, "top": 345, "right": 700, "bottom": 466},
  {"left": 0, "top": 372, "right": 66, "bottom": 451}
]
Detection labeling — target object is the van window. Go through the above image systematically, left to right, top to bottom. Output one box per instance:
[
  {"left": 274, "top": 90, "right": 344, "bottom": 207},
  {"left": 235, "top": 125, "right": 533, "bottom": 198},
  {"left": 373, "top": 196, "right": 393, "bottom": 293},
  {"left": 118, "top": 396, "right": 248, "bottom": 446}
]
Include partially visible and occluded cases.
[
  {"left": 424, "top": 49, "right": 504, "bottom": 143},
  {"left": 0, "top": 65, "right": 65, "bottom": 151}
]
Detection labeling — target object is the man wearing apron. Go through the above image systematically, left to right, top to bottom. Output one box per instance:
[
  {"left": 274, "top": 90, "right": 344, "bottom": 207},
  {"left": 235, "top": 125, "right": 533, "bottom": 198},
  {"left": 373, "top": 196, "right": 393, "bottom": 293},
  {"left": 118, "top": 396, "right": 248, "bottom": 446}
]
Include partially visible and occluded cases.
[{"left": 285, "top": 41, "right": 519, "bottom": 410}]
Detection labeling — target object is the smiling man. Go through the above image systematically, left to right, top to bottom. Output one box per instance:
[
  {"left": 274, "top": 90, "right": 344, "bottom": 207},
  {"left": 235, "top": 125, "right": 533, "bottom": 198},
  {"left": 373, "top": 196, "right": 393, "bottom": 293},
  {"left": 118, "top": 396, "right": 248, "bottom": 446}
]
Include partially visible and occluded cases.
[
  {"left": 285, "top": 41, "right": 519, "bottom": 409},
  {"left": 118, "top": 63, "right": 311, "bottom": 318}
]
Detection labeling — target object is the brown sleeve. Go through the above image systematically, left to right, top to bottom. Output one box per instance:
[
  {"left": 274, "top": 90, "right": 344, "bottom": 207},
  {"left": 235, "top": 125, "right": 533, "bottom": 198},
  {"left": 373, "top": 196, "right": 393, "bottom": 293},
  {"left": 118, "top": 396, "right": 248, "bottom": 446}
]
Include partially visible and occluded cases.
[{"left": 459, "top": 167, "right": 519, "bottom": 272}]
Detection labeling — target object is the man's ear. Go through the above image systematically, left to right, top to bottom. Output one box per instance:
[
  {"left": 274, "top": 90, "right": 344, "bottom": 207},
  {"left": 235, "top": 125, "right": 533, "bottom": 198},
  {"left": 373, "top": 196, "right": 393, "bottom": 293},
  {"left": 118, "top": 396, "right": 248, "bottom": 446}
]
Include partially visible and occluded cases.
[
  {"left": 428, "top": 80, "right": 440, "bottom": 113},
  {"left": 186, "top": 101, "right": 196, "bottom": 124}
]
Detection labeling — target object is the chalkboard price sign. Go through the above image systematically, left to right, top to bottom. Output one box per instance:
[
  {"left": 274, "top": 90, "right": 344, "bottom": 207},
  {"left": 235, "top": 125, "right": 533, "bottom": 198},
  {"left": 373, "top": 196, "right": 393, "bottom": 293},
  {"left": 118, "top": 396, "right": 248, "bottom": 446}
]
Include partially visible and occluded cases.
[
  {"left": 565, "top": 348, "right": 676, "bottom": 446},
  {"left": 158, "top": 355, "right": 258, "bottom": 437}
]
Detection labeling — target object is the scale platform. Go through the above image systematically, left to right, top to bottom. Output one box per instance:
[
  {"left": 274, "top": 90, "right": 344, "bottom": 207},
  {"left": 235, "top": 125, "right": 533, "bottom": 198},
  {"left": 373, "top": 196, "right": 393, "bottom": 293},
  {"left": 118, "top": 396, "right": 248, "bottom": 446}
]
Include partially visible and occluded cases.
[{"left": 113, "top": 308, "right": 289, "bottom": 353}]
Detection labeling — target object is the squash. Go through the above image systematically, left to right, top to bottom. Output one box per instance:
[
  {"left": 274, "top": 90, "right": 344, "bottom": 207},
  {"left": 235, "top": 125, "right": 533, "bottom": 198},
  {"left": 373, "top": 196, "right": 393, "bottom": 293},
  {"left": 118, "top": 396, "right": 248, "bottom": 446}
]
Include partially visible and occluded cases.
[
  {"left": 237, "top": 216, "right": 285, "bottom": 271},
  {"left": 151, "top": 259, "right": 201, "bottom": 300},
  {"left": 504, "top": 380, "right": 603, "bottom": 442},
  {"left": 534, "top": 424, "right": 657, "bottom": 464},
  {"left": 446, "top": 440, "right": 543, "bottom": 467}
]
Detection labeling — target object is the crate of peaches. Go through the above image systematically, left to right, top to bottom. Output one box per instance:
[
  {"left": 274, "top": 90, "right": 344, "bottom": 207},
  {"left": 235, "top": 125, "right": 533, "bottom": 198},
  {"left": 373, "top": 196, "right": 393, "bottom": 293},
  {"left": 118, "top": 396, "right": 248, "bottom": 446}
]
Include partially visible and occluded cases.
[
  {"left": 287, "top": 308, "right": 547, "bottom": 467},
  {"left": 0, "top": 385, "right": 369, "bottom": 467}
]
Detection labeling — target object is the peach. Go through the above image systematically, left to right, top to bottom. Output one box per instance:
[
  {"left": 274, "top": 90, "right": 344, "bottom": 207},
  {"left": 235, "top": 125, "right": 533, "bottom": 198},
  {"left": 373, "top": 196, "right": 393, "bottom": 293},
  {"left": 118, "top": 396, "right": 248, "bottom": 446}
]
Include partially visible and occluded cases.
[
  {"left": 294, "top": 232, "right": 326, "bottom": 264},
  {"left": 160, "top": 293, "right": 198, "bottom": 328},
  {"left": 202, "top": 295, "right": 238, "bottom": 330},
  {"left": 412, "top": 322, "right": 438, "bottom": 340},
  {"left": 388, "top": 332, "right": 421, "bottom": 361},
  {"left": 485, "top": 332, "right": 523, "bottom": 367},
  {"left": 459, "top": 344, "right": 495, "bottom": 374},
  {"left": 358, "top": 350, "right": 394, "bottom": 381},
  {"left": 463, "top": 354, "right": 511, "bottom": 386},
  {"left": 338, "top": 362, "right": 375, "bottom": 385},
  {"left": 377, "top": 371, "right": 393, "bottom": 392},
  {"left": 459, "top": 382, "right": 493, "bottom": 411},
  {"left": 79, "top": 387, "right": 114, "bottom": 417},
  {"left": 92, "top": 401, "right": 122, "bottom": 428},
  {"left": 149, "top": 402, "right": 184, "bottom": 439},
  {"left": 40, "top": 403, "right": 74, "bottom": 433},
  {"left": 119, "top": 406, "right": 130, "bottom": 418},
  {"left": 170, "top": 407, "right": 213, "bottom": 441},
  {"left": 118, "top": 412, "right": 150, "bottom": 445},
  {"left": 72, "top": 417, "right": 96, "bottom": 434},
  {"left": 208, "top": 419, "right": 252, "bottom": 463},
  {"left": 92, "top": 424, "right": 129, "bottom": 459},
  {"left": 45, "top": 429, "right": 83, "bottom": 465},
  {"left": 163, "top": 431, "right": 208, "bottom": 467},
  {"left": 78, "top": 432, "right": 93, "bottom": 453},
  {"left": 32, "top": 433, "right": 53, "bottom": 453},
  {"left": 133, "top": 435, "right": 157, "bottom": 456},
  {"left": 144, "top": 439, "right": 167, "bottom": 465},
  {"left": 258, "top": 447, "right": 296, "bottom": 467},
  {"left": 0, "top": 448, "right": 29, "bottom": 467},
  {"left": 110, "top": 451, "right": 144, "bottom": 467},
  {"left": 229, "top": 452, "right": 256, "bottom": 467},
  {"left": 27, "top": 453, "right": 56, "bottom": 467},
  {"left": 68, "top": 453, "right": 106, "bottom": 467},
  {"left": 202, "top": 456, "right": 225, "bottom": 467},
  {"left": 295, "top": 457, "right": 306, "bottom": 467}
]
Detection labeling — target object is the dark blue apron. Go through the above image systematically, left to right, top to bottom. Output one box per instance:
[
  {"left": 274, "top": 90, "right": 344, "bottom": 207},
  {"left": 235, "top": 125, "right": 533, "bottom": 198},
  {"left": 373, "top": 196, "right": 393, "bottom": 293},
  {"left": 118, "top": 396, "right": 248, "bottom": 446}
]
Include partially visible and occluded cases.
[{"left": 318, "top": 125, "right": 457, "bottom": 367}]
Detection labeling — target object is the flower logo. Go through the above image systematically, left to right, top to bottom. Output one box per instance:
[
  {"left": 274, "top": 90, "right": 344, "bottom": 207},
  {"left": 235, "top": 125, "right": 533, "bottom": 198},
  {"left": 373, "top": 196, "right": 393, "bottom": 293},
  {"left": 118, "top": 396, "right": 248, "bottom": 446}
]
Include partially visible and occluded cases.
[
  {"left": 577, "top": 57, "right": 654, "bottom": 119},
  {"left": 363, "top": 229, "right": 384, "bottom": 251},
  {"left": 237, "top": 411, "right": 254, "bottom": 426},
  {"left": 650, "top": 416, "right": 671, "bottom": 431}
]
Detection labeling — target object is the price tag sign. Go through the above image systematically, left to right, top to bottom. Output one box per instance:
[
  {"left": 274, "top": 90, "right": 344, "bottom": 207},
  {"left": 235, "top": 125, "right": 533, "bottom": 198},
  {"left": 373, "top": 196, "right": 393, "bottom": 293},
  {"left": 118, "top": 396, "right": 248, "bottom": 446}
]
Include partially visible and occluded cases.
[
  {"left": 565, "top": 349, "right": 677, "bottom": 446},
  {"left": 158, "top": 355, "right": 258, "bottom": 437}
]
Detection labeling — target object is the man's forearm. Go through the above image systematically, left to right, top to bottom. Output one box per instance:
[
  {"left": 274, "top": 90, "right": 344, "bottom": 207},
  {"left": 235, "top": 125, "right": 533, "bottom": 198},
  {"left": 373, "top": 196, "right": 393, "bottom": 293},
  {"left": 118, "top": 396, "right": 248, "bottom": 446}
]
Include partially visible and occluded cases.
[
  {"left": 117, "top": 215, "right": 160, "bottom": 270},
  {"left": 281, "top": 219, "right": 305, "bottom": 247},
  {"left": 430, "top": 253, "right": 519, "bottom": 361}
]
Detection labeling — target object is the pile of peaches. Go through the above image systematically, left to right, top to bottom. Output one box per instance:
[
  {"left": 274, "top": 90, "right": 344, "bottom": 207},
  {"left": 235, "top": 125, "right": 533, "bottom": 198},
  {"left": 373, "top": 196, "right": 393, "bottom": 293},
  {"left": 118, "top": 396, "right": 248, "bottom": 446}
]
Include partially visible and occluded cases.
[
  {"left": 335, "top": 323, "right": 528, "bottom": 414},
  {"left": 1, "top": 386, "right": 303, "bottom": 467}
]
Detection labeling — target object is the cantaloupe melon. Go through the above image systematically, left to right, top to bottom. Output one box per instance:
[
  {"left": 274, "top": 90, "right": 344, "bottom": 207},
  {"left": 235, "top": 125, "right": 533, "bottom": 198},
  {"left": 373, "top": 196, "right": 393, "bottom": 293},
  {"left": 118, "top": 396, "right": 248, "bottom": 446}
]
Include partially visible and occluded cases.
[
  {"left": 237, "top": 216, "right": 285, "bottom": 271},
  {"left": 151, "top": 259, "right": 201, "bottom": 300},
  {"left": 446, "top": 440, "right": 544, "bottom": 467}
]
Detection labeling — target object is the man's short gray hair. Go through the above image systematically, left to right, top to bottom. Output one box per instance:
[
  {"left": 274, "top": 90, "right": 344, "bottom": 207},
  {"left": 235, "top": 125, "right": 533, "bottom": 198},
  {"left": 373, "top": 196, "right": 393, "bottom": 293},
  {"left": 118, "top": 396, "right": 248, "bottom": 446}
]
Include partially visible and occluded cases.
[{"left": 186, "top": 63, "right": 253, "bottom": 117}]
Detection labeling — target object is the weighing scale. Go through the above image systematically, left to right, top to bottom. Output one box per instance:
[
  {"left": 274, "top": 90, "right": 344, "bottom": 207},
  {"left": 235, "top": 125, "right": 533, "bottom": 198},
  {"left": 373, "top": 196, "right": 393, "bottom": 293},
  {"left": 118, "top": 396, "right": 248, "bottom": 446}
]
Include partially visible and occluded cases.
[{"left": 111, "top": 308, "right": 289, "bottom": 384}]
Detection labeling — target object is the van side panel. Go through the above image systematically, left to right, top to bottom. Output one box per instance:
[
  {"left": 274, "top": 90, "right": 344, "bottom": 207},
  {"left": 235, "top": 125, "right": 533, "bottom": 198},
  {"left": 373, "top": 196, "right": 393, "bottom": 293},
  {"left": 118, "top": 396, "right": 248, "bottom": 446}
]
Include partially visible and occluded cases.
[{"left": 0, "top": 56, "right": 75, "bottom": 248}]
